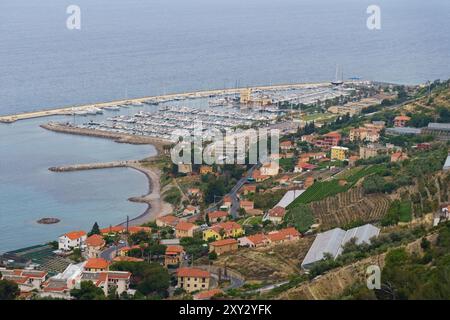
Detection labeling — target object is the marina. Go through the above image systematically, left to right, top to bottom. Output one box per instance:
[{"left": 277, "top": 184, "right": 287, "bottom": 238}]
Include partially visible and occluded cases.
[{"left": 35, "top": 82, "right": 357, "bottom": 141}]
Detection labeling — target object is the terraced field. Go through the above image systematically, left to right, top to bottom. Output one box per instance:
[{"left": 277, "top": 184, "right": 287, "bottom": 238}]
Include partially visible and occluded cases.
[
  {"left": 288, "top": 165, "right": 385, "bottom": 208},
  {"left": 308, "top": 187, "right": 391, "bottom": 229}
]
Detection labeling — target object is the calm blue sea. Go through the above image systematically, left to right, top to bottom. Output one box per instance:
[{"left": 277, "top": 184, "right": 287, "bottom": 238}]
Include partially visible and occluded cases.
[{"left": 0, "top": 0, "right": 449, "bottom": 251}]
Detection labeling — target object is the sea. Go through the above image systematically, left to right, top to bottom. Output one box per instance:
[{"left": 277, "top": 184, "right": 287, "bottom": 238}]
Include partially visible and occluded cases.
[{"left": 0, "top": 0, "right": 449, "bottom": 251}]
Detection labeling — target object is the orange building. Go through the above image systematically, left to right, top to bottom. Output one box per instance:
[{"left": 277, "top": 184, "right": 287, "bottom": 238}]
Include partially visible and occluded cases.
[
  {"left": 209, "top": 238, "right": 239, "bottom": 256},
  {"left": 164, "top": 245, "right": 185, "bottom": 267}
]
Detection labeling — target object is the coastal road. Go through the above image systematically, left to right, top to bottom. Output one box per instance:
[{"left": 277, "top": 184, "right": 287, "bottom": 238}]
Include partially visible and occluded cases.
[
  {"left": 228, "top": 163, "right": 261, "bottom": 219},
  {"left": 100, "top": 242, "right": 128, "bottom": 261}
]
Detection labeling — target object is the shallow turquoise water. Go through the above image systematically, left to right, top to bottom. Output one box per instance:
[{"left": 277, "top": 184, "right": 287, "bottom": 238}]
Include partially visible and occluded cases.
[{"left": 0, "top": 116, "right": 155, "bottom": 252}]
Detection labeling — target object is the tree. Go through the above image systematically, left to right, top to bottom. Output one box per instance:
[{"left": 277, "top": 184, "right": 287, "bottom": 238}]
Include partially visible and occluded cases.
[
  {"left": 285, "top": 204, "right": 315, "bottom": 233},
  {"left": 88, "top": 222, "right": 101, "bottom": 236},
  {"left": 110, "top": 261, "right": 170, "bottom": 298},
  {"left": 0, "top": 279, "right": 19, "bottom": 300},
  {"left": 70, "top": 281, "right": 105, "bottom": 300}
]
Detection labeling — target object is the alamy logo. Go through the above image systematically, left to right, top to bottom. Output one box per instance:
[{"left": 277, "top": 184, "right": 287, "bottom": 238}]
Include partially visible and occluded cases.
[
  {"left": 66, "top": 5, "right": 81, "bottom": 30},
  {"left": 367, "top": 5, "right": 381, "bottom": 30},
  {"left": 366, "top": 265, "right": 381, "bottom": 290}
]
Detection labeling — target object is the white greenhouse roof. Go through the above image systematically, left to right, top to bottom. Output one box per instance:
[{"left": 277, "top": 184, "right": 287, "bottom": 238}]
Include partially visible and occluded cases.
[
  {"left": 276, "top": 189, "right": 305, "bottom": 208},
  {"left": 301, "top": 224, "right": 380, "bottom": 269}
]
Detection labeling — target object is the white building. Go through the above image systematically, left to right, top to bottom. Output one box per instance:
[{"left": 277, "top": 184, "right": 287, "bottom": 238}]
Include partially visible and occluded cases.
[
  {"left": 58, "top": 231, "right": 87, "bottom": 251},
  {"left": 0, "top": 269, "right": 47, "bottom": 292}
]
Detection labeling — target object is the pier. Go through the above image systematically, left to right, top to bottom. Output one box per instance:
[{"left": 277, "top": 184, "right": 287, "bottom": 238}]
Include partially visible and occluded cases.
[
  {"left": 0, "top": 82, "right": 332, "bottom": 123},
  {"left": 49, "top": 160, "right": 137, "bottom": 172}
]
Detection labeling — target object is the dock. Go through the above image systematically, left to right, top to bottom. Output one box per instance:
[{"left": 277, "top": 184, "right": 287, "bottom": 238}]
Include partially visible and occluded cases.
[
  {"left": 0, "top": 82, "right": 331, "bottom": 123},
  {"left": 49, "top": 160, "right": 138, "bottom": 172}
]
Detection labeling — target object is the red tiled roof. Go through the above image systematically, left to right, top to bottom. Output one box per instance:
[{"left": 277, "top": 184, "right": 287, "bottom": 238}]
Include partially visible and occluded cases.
[
  {"left": 394, "top": 115, "right": 411, "bottom": 121},
  {"left": 268, "top": 206, "right": 286, "bottom": 218},
  {"left": 208, "top": 211, "right": 228, "bottom": 219},
  {"left": 158, "top": 215, "right": 179, "bottom": 224},
  {"left": 176, "top": 221, "right": 197, "bottom": 231},
  {"left": 100, "top": 226, "right": 125, "bottom": 234},
  {"left": 128, "top": 226, "right": 151, "bottom": 234},
  {"left": 63, "top": 230, "right": 86, "bottom": 240},
  {"left": 85, "top": 234, "right": 105, "bottom": 247},
  {"left": 245, "top": 234, "right": 267, "bottom": 245},
  {"left": 210, "top": 238, "right": 238, "bottom": 247},
  {"left": 166, "top": 245, "right": 184, "bottom": 254},
  {"left": 85, "top": 258, "right": 109, "bottom": 270},
  {"left": 177, "top": 267, "right": 210, "bottom": 278},
  {"left": 194, "top": 289, "right": 223, "bottom": 300}
]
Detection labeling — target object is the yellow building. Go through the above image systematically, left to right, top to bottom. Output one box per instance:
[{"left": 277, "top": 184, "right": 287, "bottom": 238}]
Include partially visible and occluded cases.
[
  {"left": 331, "top": 146, "right": 349, "bottom": 161},
  {"left": 202, "top": 221, "right": 244, "bottom": 241},
  {"left": 177, "top": 268, "right": 211, "bottom": 293}
]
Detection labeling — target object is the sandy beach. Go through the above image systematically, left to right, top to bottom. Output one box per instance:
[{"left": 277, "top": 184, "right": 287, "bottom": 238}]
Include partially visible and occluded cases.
[{"left": 124, "top": 163, "right": 173, "bottom": 226}]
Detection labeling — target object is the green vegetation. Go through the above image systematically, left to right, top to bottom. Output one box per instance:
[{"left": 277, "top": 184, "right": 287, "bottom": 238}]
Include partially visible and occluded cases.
[
  {"left": 279, "top": 158, "right": 295, "bottom": 172},
  {"left": 289, "top": 165, "right": 384, "bottom": 207},
  {"left": 163, "top": 187, "right": 182, "bottom": 205},
  {"left": 247, "top": 189, "right": 285, "bottom": 211},
  {"left": 381, "top": 200, "right": 413, "bottom": 226},
  {"left": 284, "top": 204, "right": 315, "bottom": 233},
  {"left": 88, "top": 222, "right": 100, "bottom": 236},
  {"left": 110, "top": 261, "right": 170, "bottom": 299},
  {"left": 0, "top": 279, "right": 20, "bottom": 300},
  {"left": 70, "top": 281, "right": 106, "bottom": 300}
]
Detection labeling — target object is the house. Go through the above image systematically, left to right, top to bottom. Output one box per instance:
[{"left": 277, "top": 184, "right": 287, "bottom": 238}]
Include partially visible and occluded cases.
[
  {"left": 394, "top": 115, "right": 411, "bottom": 127},
  {"left": 349, "top": 128, "right": 380, "bottom": 143},
  {"left": 323, "top": 132, "right": 341, "bottom": 146},
  {"left": 301, "top": 134, "right": 316, "bottom": 144},
  {"left": 280, "top": 140, "right": 294, "bottom": 151},
  {"left": 359, "top": 144, "right": 387, "bottom": 159},
  {"left": 331, "top": 146, "right": 349, "bottom": 161},
  {"left": 391, "top": 152, "right": 409, "bottom": 162},
  {"left": 348, "top": 156, "right": 360, "bottom": 166},
  {"left": 260, "top": 162, "right": 279, "bottom": 176},
  {"left": 294, "top": 162, "right": 317, "bottom": 173},
  {"left": 178, "top": 163, "right": 193, "bottom": 174},
  {"left": 199, "top": 165, "right": 213, "bottom": 175},
  {"left": 252, "top": 170, "right": 270, "bottom": 182},
  {"left": 242, "top": 184, "right": 257, "bottom": 195},
  {"left": 187, "top": 188, "right": 202, "bottom": 197},
  {"left": 222, "top": 195, "right": 232, "bottom": 209},
  {"left": 240, "top": 200, "right": 254, "bottom": 212},
  {"left": 183, "top": 205, "right": 199, "bottom": 216},
  {"left": 264, "top": 206, "right": 286, "bottom": 224},
  {"left": 208, "top": 211, "right": 229, "bottom": 224},
  {"left": 156, "top": 215, "right": 180, "bottom": 228},
  {"left": 202, "top": 221, "right": 244, "bottom": 241},
  {"left": 175, "top": 222, "right": 199, "bottom": 238},
  {"left": 100, "top": 226, "right": 125, "bottom": 236},
  {"left": 127, "top": 226, "right": 152, "bottom": 235},
  {"left": 238, "top": 227, "right": 300, "bottom": 248},
  {"left": 266, "top": 228, "right": 301, "bottom": 245},
  {"left": 58, "top": 231, "right": 87, "bottom": 251},
  {"left": 84, "top": 234, "right": 106, "bottom": 259},
  {"left": 238, "top": 234, "right": 269, "bottom": 248},
  {"left": 209, "top": 238, "right": 239, "bottom": 256},
  {"left": 117, "top": 245, "right": 141, "bottom": 257},
  {"left": 164, "top": 245, "right": 185, "bottom": 267},
  {"left": 84, "top": 258, "right": 109, "bottom": 272},
  {"left": 176, "top": 267, "right": 211, "bottom": 293},
  {"left": 0, "top": 269, "right": 47, "bottom": 292},
  {"left": 80, "top": 271, "right": 131, "bottom": 296},
  {"left": 193, "top": 288, "right": 223, "bottom": 300}
]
